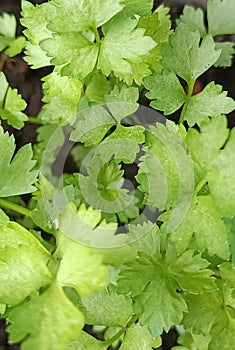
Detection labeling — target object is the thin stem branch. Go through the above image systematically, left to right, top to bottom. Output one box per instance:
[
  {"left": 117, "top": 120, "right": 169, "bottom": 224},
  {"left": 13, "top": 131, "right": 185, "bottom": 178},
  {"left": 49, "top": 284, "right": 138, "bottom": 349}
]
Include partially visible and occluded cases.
[
  {"left": 93, "top": 26, "right": 101, "bottom": 45},
  {"left": 179, "top": 79, "right": 195, "bottom": 124},
  {"left": 27, "top": 117, "right": 42, "bottom": 125},
  {"left": 0, "top": 198, "right": 31, "bottom": 216},
  {"left": 106, "top": 314, "right": 139, "bottom": 346}
]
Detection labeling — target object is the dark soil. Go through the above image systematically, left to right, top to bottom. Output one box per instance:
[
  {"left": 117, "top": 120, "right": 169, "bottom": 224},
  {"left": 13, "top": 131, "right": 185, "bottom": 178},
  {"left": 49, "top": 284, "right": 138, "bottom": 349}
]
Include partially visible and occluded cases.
[{"left": 0, "top": 0, "right": 234, "bottom": 349}]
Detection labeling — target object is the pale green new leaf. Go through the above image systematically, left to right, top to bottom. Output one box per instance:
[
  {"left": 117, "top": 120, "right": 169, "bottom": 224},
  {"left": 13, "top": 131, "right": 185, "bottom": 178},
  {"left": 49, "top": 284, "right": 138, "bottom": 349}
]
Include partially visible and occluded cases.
[
  {"left": 21, "top": 0, "right": 52, "bottom": 68},
  {"left": 43, "top": 0, "right": 123, "bottom": 32},
  {"left": 120, "top": 0, "right": 154, "bottom": 16},
  {"left": 207, "top": 0, "right": 235, "bottom": 36},
  {"left": 177, "top": 5, "right": 207, "bottom": 37},
  {"left": 0, "top": 13, "right": 16, "bottom": 37},
  {"left": 98, "top": 15, "right": 156, "bottom": 80},
  {"left": 161, "top": 24, "right": 220, "bottom": 84},
  {"left": 214, "top": 42, "right": 235, "bottom": 67},
  {"left": 144, "top": 70, "right": 186, "bottom": 114},
  {"left": 39, "top": 71, "right": 83, "bottom": 125},
  {"left": 0, "top": 72, "right": 28, "bottom": 129},
  {"left": 184, "top": 82, "right": 235, "bottom": 126},
  {"left": 0, "top": 127, "right": 38, "bottom": 197},
  {"left": 58, "top": 203, "right": 129, "bottom": 250},
  {"left": 0, "top": 222, "right": 51, "bottom": 306},
  {"left": 56, "top": 230, "right": 108, "bottom": 296},
  {"left": 7, "top": 283, "right": 84, "bottom": 350},
  {"left": 120, "top": 323, "right": 162, "bottom": 350}
]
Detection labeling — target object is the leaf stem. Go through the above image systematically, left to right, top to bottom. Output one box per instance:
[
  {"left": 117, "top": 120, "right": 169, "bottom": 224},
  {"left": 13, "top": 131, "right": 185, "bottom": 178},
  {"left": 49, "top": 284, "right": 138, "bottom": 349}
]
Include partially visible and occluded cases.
[
  {"left": 93, "top": 26, "right": 101, "bottom": 45},
  {"left": 179, "top": 79, "right": 195, "bottom": 124},
  {"left": 27, "top": 117, "right": 42, "bottom": 125},
  {"left": 195, "top": 177, "right": 207, "bottom": 196},
  {"left": 0, "top": 198, "right": 31, "bottom": 216},
  {"left": 106, "top": 314, "right": 139, "bottom": 346}
]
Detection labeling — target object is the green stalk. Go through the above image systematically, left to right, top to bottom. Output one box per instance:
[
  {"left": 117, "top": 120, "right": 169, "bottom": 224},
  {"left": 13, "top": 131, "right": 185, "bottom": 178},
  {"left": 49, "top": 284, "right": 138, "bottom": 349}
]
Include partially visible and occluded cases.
[
  {"left": 93, "top": 26, "right": 101, "bottom": 45},
  {"left": 179, "top": 79, "right": 195, "bottom": 124},
  {"left": 27, "top": 117, "right": 42, "bottom": 125},
  {"left": 0, "top": 198, "right": 31, "bottom": 216},
  {"left": 106, "top": 314, "right": 139, "bottom": 346}
]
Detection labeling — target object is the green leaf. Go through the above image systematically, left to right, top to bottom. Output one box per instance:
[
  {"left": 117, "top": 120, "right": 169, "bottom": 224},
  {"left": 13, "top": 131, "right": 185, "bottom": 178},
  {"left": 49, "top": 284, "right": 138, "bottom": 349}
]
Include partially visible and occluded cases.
[
  {"left": 21, "top": 0, "right": 52, "bottom": 68},
  {"left": 43, "top": 0, "right": 123, "bottom": 32},
  {"left": 120, "top": 0, "right": 154, "bottom": 16},
  {"left": 207, "top": 0, "right": 235, "bottom": 36},
  {"left": 177, "top": 5, "right": 207, "bottom": 37},
  {"left": 137, "top": 7, "right": 172, "bottom": 73},
  {"left": 0, "top": 13, "right": 26, "bottom": 56},
  {"left": 0, "top": 13, "right": 16, "bottom": 38},
  {"left": 97, "top": 14, "right": 156, "bottom": 80},
  {"left": 161, "top": 23, "right": 220, "bottom": 84},
  {"left": 41, "top": 32, "right": 99, "bottom": 79},
  {"left": 4, "top": 36, "right": 26, "bottom": 57},
  {"left": 214, "top": 41, "right": 235, "bottom": 68},
  {"left": 144, "top": 70, "right": 186, "bottom": 114},
  {"left": 39, "top": 71, "right": 83, "bottom": 125},
  {"left": 85, "top": 71, "right": 113, "bottom": 104},
  {"left": 0, "top": 72, "right": 28, "bottom": 129},
  {"left": 184, "top": 82, "right": 235, "bottom": 126},
  {"left": 71, "top": 85, "right": 140, "bottom": 147},
  {"left": 105, "top": 85, "right": 139, "bottom": 122},
  {"left": 0, "top": 87, "right": 28, "bottom": 129},
  {"left": 70, "top": 104, "right": 115, "bottom": 146},
  {"left": 186, "top": 115, "right": 229, "bottom": 171},
  {"left": 186, "top": 116, "right": 235, "bottom": 216},
  {"left": 136, "top": 121, "right": 194, "bottom": 218},
  {"left": 0, "top": 127, "right": 38, "bottom": 197},
  {"left": 79, "top": 156, "right": 131, "bottom": 212},
  {"left": 160, "top": 196, "right": 230, "bottom": 259},
  {"left": 58, "top": 203, "right": 128, "bottom": 250},
  {"left": 0, "top": 209, "right": 9, "bottom": 226},
  {"left": 0, "top": 222, "right": 51, "bottom": 305},
  {"left": 55, "top": 230, "right": 108, "bottom": 296},
  {"left": 118, "top": 245, "right": 214, "bottom": 337},
  {"left": 167, "top": 249, "right": 216, "bottom": 293},
  {"left": 182, "top": 263, "right": 235, "bottom": 349},
  {"left": 134, "top": 278, "right": 187, "bottom": 337},
  {"left": 7, "top": 283, "right": 84, "bottom": 350},
  {"left": 80, "top": 284, "right": 133, "bottom": 326},
  {"left": 120, "top": 323, "right": 162, "bottom": 350},
  {"left": 68, "top": 331, "right": 107, "bottom": 350},
  {"left": 173, "top": 331, "right": 211, "bottom": 350}
]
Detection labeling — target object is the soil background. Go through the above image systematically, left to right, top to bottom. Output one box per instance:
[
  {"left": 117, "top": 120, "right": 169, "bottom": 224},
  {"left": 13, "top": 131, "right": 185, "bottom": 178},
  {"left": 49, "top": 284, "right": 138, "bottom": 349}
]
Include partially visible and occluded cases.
[{"left": 0, "top": 0, "right": 234, "bottom": 349}]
